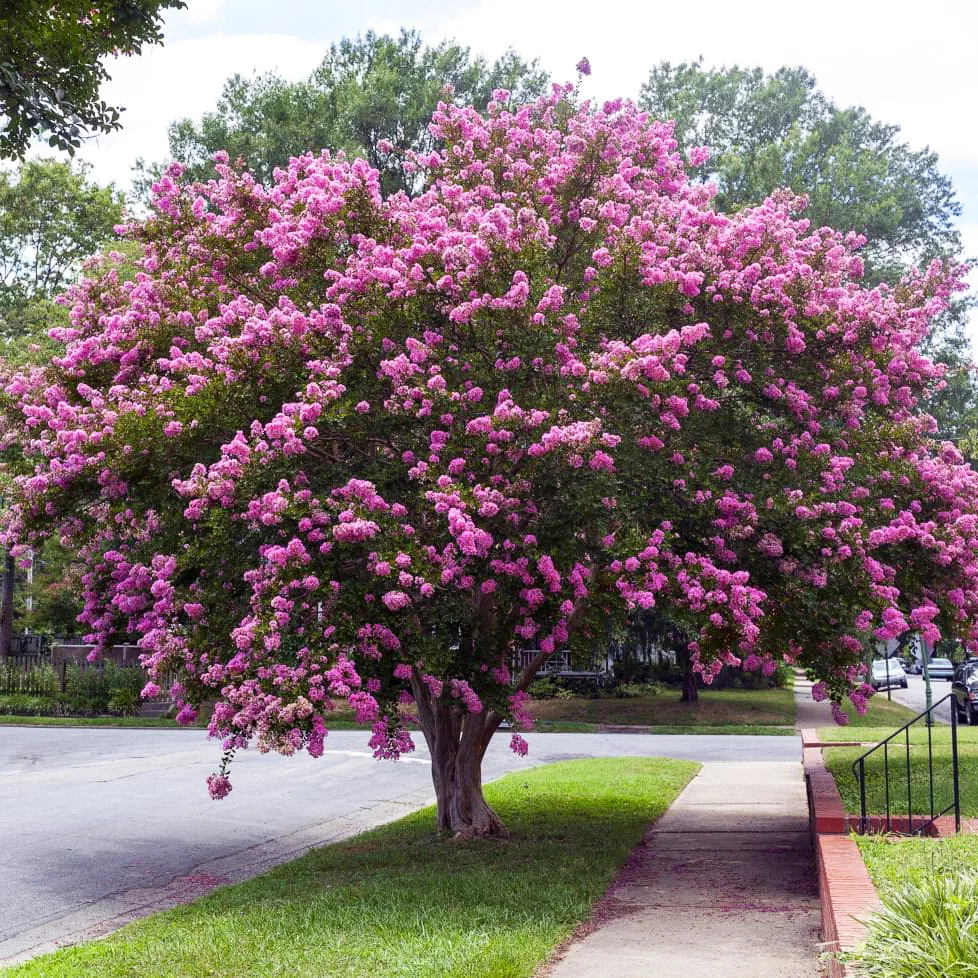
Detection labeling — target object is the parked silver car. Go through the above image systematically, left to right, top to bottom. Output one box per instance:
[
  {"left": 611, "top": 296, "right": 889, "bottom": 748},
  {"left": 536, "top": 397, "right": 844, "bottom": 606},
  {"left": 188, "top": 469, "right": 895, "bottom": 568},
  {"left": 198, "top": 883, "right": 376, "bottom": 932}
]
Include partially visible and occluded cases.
[
  {"left": 922, "top": 657, "right": 954, "bottom": 681},
  {"left": 870, "top": 658, "right": 908, "bottom": 690}
]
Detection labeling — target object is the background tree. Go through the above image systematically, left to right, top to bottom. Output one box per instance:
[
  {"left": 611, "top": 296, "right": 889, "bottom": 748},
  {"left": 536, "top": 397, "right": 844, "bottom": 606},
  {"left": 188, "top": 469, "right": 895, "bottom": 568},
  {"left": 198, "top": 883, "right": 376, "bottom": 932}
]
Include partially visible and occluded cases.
[
  {"left": 0, "top": 0, "right": 185, "bottom": 159},
  {"left": 137, "top": 29, "right": 548, "bottom": 197},
  {"left": 639, "top": 60, "right": 976, "bottom": 447},
  {"left": 639, "top": 62, "right": 962, "bottom": 281},
  {"left": 5, "top": 91, "right": 977, "bottom": 837},
  {"left": 0, "top": 158, "right": 125, "bottom": 346},
  {"left": 0, "top": 159, "right": 124, "bottom": 654},
  {"left": 18, "top": 538, "right": 85, "bottom": 636}
]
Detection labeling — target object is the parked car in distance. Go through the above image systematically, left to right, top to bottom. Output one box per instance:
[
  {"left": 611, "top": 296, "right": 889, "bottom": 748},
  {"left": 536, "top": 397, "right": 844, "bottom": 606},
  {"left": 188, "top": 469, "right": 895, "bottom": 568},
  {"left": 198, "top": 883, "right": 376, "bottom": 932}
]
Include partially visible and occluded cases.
[
  {"left": 923, "top": 657, "right": 954, "bottom": 681},
  {"left": 871, "top": 658, "right": 908, "bottom": 690},
  {"left": 952, "top": 660, "right": 978, "bottom": 724}
]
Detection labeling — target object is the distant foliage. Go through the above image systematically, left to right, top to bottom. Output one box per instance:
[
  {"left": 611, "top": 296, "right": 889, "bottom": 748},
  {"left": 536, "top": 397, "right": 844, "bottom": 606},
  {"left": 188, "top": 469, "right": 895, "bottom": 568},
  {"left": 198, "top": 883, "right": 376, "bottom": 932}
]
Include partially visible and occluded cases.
[
  {"left": 139, "top": 29, "right": 548, "bottom": 198},
  {"left": 640, "top": 61, "right": 962, "bottom": 283},
  {"left": 0, "top": 158, "right": 125, "bottom": 344}
]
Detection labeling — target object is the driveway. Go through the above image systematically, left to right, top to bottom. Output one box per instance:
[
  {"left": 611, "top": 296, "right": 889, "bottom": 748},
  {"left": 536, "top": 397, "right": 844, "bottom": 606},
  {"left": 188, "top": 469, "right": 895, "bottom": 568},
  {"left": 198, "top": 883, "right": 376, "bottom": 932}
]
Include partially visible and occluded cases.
[{"left": 0, "top": 726, "right": 801, "bottom": 963}]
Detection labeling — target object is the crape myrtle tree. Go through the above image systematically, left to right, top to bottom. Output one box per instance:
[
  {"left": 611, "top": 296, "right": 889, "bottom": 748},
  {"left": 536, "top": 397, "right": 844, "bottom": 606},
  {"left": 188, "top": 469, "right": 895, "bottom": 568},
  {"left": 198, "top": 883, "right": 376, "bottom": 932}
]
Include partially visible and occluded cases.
[{"left": 3, "top": 87, "right": 978, "bottom": 838}]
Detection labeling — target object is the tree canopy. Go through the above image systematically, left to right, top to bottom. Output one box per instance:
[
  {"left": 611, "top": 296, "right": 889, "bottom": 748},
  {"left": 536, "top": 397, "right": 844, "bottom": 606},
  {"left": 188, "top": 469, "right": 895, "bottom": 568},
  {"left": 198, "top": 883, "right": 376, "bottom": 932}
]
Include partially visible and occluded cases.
[
  {"left": 0, "top": 0, "right": 185, "bottom": 159},
  {"left": 139, "top": 29, "right": 548, "bottom": 197},
  {"left": 640, "top": 60, "right": 977, "bottom": 457},
  {"left": 3, "top": 89, "right": 976, "bottom": 837}
]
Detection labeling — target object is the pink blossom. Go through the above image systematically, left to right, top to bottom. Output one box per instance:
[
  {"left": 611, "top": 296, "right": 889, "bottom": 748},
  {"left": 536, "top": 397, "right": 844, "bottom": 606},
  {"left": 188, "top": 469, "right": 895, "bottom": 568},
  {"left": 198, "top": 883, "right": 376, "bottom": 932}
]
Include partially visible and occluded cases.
[{"left": 207, "top": 774, "right": 232, "bottom": 800}]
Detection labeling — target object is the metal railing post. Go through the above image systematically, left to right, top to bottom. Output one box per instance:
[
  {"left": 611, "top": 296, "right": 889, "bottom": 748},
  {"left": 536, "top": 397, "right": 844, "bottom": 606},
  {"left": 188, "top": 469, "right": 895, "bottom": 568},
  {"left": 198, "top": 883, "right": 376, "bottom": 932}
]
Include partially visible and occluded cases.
[
  {"left": 851, "top": 693, "right": 957, "bottom": 837},
  {"left": 951, "top": 698, "right": 961, "bottom": 834},
  {"left": 906, "top": 726, "right": 913, "bottom": 834},
  {"left": 859, "top": 757, "right": 867, "bottom": 834}
]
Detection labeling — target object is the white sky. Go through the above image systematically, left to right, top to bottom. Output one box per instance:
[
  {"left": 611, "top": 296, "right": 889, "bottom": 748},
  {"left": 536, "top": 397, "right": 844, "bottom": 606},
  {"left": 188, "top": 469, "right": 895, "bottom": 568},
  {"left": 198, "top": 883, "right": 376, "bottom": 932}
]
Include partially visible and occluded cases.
[{"left": 62, "top": 0, "right": 978, "bottom": 343}]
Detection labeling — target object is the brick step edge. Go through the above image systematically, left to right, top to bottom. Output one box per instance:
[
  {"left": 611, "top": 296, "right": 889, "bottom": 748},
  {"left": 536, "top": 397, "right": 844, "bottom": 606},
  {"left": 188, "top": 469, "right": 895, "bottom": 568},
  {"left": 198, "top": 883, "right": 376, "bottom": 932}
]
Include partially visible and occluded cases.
[
  {"left": 804, "top": 729, "right": 879, "bottom": 977},
  {"left": 817, "top": 834, "right": 881, "bottom": 978}
]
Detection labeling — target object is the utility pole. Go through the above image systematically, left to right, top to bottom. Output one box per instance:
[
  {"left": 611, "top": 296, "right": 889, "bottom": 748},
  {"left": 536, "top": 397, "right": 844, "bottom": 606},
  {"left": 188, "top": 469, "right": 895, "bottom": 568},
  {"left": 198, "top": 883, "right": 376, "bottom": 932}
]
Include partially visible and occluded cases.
[
  {"left": 0, "top": 551, "right": 14, "bottom": 659},
  {"left": 921, "top": 635, "right": 933, "bottom": 725}
]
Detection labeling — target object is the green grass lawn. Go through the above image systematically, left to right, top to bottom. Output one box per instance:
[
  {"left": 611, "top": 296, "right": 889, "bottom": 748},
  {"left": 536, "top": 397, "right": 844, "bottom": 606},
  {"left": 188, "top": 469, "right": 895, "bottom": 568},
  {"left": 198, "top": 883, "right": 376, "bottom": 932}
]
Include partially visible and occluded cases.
[
  {"left": 0, "top": 685, "right": 796, "bottom": 734},
  {"left": 530, "top": 686, "right": 794, "bottom": 730},
  {"left": 813, "top": 696, "right": 920, "bottom": 739},
  {"left": 0, "top": 715, "right": 194, "bottom": 728},
  {"left": 824, "top": 725, "right": 978, "bottom": 817},
  {"left": 0, "top": 756, "right": 698, "bottom": 978},
  {"left": 855, "top": 835, "right": 978, "bottom": 901}
]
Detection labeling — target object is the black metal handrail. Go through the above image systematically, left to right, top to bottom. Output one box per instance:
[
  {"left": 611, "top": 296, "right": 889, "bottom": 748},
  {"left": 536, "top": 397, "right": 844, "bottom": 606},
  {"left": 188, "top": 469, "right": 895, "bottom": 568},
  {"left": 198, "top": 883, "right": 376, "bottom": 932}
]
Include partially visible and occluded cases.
[{"left": 851, "top": 693, "right": 960, "bottom": 835}]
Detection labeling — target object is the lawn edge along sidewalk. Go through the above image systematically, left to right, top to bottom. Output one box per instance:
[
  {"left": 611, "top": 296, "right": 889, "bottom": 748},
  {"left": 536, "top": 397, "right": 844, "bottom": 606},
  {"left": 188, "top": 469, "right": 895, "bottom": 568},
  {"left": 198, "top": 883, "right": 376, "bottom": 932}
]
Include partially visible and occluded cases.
[{"left": 801, "top": 728, "right": 880, "bottom": 978}]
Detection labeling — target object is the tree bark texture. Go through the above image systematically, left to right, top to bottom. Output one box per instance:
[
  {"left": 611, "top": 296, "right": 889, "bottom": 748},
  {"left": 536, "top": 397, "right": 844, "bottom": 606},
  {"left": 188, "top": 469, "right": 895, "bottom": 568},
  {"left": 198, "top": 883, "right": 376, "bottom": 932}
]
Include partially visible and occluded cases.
[
  {"left": 680, "top": 653, "right": 699, "bottom": 703},
  {"left": 412, "top": 677, "right": 508, "bottom": 838}
]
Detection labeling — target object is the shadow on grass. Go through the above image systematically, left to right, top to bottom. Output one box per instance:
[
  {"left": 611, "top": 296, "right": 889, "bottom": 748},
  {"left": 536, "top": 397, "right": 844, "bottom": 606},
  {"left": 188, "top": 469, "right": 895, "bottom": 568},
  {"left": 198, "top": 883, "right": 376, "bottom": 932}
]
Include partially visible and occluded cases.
[{"left": 2, "top": 757, "right": 699, "bottom": 978}]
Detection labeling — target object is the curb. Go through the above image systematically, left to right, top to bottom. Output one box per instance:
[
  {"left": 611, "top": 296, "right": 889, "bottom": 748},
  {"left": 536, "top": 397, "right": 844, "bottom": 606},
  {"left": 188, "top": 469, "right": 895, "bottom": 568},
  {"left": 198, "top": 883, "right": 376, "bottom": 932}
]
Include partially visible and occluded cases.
[
  {"left": 803, "top": 729, "right": 879, "bottom": 977},
  {"left": 816, "top": 834, "right": 881, "bottom": 978}
]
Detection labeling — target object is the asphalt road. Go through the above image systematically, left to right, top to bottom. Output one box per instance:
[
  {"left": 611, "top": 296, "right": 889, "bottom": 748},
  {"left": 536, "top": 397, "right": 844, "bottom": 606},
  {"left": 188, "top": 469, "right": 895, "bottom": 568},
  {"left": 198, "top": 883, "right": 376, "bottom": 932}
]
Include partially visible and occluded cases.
[
  {"left": 883, "top": 672, "right": 955, "bottom": 724},
  {"left": 0, "top": 726, "right": 802, "bottom": 964}
]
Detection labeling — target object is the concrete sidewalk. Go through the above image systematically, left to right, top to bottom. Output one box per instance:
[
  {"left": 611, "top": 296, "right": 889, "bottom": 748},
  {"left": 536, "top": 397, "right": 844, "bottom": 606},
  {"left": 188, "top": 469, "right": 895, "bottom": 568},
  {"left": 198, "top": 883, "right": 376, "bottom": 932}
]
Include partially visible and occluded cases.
[
  {"left": 795, "top": 673, "right": 835, "bottom": 729},
  {"left": 545, "top": 762, "right": 822, "bottom": 977}
]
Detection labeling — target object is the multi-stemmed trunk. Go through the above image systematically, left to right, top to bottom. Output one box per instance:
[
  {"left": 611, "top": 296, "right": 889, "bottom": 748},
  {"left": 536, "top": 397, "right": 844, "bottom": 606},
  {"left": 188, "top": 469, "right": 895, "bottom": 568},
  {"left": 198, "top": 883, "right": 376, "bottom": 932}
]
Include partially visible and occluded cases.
[{"left": 412, "top": 677, "right": 507, "bottom": 838}]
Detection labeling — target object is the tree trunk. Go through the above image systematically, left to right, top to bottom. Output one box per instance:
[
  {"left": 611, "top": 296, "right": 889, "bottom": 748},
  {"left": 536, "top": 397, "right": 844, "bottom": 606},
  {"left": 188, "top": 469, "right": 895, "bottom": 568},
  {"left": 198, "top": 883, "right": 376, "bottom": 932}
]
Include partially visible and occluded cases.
[
  {"left": 0, "top": 552, "right": 14, "bottom": 659},
  {"left": 680, "top": 654, "right": 698, "bottom": 703},
  {"left": 412, "top": 678, "right": 508, "bottom": 838}
]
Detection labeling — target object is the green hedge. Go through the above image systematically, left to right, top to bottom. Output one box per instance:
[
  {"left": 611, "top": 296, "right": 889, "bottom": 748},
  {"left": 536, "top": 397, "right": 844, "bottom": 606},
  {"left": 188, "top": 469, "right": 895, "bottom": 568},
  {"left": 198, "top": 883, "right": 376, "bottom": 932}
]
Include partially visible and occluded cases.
[{"left": 0, "top": 662, "right": 146, "bottom": 717}]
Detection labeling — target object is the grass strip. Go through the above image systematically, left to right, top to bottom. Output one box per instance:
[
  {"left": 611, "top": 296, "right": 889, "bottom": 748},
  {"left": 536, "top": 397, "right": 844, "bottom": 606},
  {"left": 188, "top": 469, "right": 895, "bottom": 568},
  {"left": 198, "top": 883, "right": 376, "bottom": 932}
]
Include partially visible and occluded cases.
[
  {"left": 0, "top": 687, "right": 797, "bottom": 733},
  {"left": 531, "top": 687, "right": 795, "bottom": 727},
  {"left": 0, "top": 714, "right": 793, "bottom": 735},
  {"left": 0, "top": 714, "right": 366, "bottom": 730},
  {"left": 0, "top": 715, "right": 193, "bottom": 728},
  {"left": 533, "top": 721, "right": 793, "bottom": 735},
  {"left": 818, "top": 725, "right": 978, "bottom": 746},
  {"left": 824, "top": 739, "right": 978, "bottom": 817},
  {"left": 0, "top": 756, "right": 698, "bottom": 978},
  {"left": 856, "top": 835, "right": 978, "bottom": 902}
]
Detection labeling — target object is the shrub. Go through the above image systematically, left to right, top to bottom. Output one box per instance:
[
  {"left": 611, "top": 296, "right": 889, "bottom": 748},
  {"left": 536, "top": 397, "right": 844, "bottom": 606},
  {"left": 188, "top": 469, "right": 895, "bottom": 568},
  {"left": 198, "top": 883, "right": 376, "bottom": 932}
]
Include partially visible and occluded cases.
[
  {"left": 613, "top": 657, "right": 682, "bottom": 686},
  {"left": 61, "top": 662, "right": 146, "bottom": 716},
  {"left": 712, "top": 662, "right": 791, "bottom": 690},
  {"left": 106, "top": 670, "right": 145, "bottom": 716},
  {"left": 527, "top": 678, "right": 561, "bottom": 699},
  {"left": 608, "top": 682, "right": 663, "bottom": 699},
  {"left": 0, "top": 692, "right": 58, "bottom": 715},
  {"left": 850, "top": 872, "right": 978, "bottom": 977}
]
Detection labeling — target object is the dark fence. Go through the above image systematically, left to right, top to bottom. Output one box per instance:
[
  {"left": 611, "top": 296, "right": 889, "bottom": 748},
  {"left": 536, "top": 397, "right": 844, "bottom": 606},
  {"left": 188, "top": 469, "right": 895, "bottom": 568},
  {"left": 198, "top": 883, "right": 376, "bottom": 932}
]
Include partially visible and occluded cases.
[
  {"left": 8, "top": 634, "right": 82, "bottom": 656},
  {"left": 1, "top": 644, "right": 158, "bottom": 695},
  {"left": 851, "top": 693, "right": 960, "bottom": 835}
]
